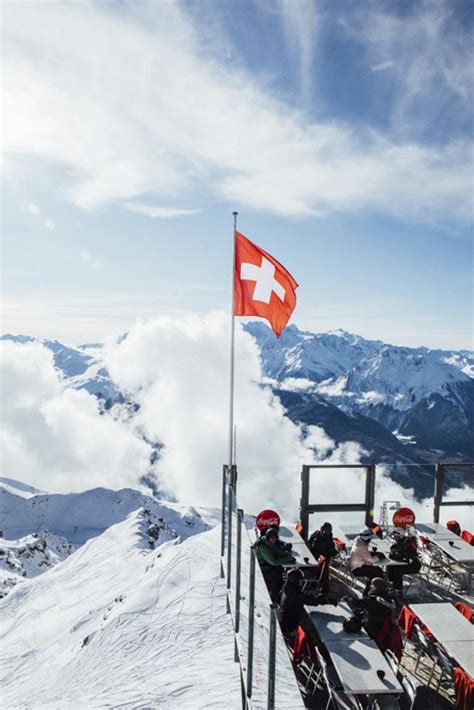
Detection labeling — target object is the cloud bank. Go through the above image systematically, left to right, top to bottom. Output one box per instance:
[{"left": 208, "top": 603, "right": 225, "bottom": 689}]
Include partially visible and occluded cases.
[
  {"left": 2, "top": 1, "right": 472, "bottom": 222},
  {"left": 1, "top": 316, "right": 472, "bottom": 531},
  {"left": 0, "top": 341, "right": 152, "bottom": 493}
]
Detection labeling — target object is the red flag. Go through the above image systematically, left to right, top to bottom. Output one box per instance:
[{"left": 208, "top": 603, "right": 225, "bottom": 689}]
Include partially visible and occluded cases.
[{"left": 233, "top": 231, "right": 298, "bottom": 337}]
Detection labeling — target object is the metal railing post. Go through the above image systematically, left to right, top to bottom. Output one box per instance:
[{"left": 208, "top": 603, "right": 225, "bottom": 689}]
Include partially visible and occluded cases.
[
  {"left": 434, "top": 463, "right": 444, "bottom": 523},
  {"left": 365, "top": 464, "right": 376, "bottom": 526},
  {"left": 220, "top": 465, "right": 227, "bottom": 577},
  {"left": 300, "top": 465, "right": 310, "bottom": 540},
  {"left": 226, "top": 480, "right": 233, "bottom": 591},
  {"left": 235, "top": 508, "right": 243, "bottom": 634},
  {"left": 246, "top": 545, "right": 256, "bottom": 699},
  {"left": 267, "top": 603, "right": 277, "bottom": 710}
]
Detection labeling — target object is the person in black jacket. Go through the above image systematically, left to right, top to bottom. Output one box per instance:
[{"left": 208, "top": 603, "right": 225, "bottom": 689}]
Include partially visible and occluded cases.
[
  {"left": 308, "top": 522, "right": 338, "bottom": 560},
  {"left": 387, "top": 529, "right": 421, "bottom": 593},
  {"left": 280, "top": 568, "right": 329, "bottom": 638},
  {"left": 347, "top": 577, "right": 395, "bottom": 638}
]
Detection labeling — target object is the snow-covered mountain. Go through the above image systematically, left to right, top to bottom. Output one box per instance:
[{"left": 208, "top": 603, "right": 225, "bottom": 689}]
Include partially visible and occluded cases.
[
  {"left": 244, "top": 322, "right": 474, "bottom": 462},
  {"left": 1, "top": 334, "right": 119, "bottom": 402},
  {"left": 0, "top": 479, "right": 296, "bottom": 709},
  {"left": 0, "top": 480, "right": 217, "bottom": 545},
  {"left": 0, "top": 505, "right": 241, "bottom": 709},
  {"left": 0, "top": 529, "right": 74, "bottom": 598}
]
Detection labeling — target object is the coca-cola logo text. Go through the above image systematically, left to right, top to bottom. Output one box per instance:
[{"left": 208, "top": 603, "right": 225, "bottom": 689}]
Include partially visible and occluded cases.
[
  {"left": 392, "top": 507, "right": 416, "bottom": 529},
  {"left": 256, "top": 509, "right": 281, "bottom": 531}
]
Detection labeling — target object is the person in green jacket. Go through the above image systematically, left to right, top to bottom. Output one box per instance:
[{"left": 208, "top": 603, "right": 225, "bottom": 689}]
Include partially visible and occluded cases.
[{"left": 255, "top": 527, "right": 295, "bottom": 602}]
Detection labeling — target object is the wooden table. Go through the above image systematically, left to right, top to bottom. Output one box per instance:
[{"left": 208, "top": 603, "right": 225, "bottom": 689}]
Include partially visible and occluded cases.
[
  {"left": 415, "top": 522, "right": 461, "bottom": 540},
  {"left": 338, "top": 525, "right": 367, "bottom": 541},
  {"left": 278, "top": 526, "right": 318, "bottom": 566},
  {"left": 434, "top": 537, "right": 474, "bottom": 565},
  {"left": 305, "top": 602, "right": 366, "bottom": 641},
  {"left": 410, "top": 603, "right": 474, "bottom": 676},
  {"left": 410, "top": 603, "right": 474, "bottom": 642},
  {"left": 325, "top": 638, "right": 403, "bottom": 695},
  {"left": 444, "top": 642, "right": 474, "bottom": 678}
]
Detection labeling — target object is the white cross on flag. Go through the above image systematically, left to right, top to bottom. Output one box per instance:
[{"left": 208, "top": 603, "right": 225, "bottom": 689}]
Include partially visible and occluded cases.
[{"left": 233, "top": 231, "right": 298, "bottom": 337}]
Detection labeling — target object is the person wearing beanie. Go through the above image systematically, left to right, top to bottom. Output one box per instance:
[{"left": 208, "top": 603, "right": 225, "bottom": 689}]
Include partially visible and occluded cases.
[
  {"left": 308, "top": 521, "right": 338, "bottom": 594},
  {"left": 308, "top": 522, "right": 338, "bottom": 561},
  {"left": 255, "top": 527, "right": 295, "bottom": 602},
  {"left": 349, "top": 529, "right": 385, "bottom": 596},
  {"left": 387, "top": 529, "right": 421, "bottom": 593},
  {"left": 280, "top": 568, "right": 329, "bottom": 637},
  {"left": 347, "top": 577, "right": 395, "bottom": 639}
]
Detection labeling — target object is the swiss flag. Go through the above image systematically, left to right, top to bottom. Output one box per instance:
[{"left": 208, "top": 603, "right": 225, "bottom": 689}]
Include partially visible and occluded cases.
[{"left": 234, "top": 231, "right": 298, "bottom": 337}]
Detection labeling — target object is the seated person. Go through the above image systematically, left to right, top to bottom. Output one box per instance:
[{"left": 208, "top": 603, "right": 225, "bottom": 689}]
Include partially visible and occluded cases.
[
  {"left": 308, "top": 521, "right": 338, "bottom": 594},
  {"left": 308, "top": 521, "right": 338, "bottom": 560},
  {"left": 255, "top": 527, "right": 295, "bottom": 602},
  {"left": 349, "top": 528, "right": 385, "bottom": 596},
  {"left": 387, "top": 528, "right": 421, "bottom": 595},
  {"left": 280, "top": 568, "right": 329, "bottom": 638},
  {"left": 347, "top": 577, "right": 395, "bottom": 640}
]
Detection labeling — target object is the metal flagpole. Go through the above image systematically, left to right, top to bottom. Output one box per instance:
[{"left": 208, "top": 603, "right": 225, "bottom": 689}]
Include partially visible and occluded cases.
[{"left": 228, "top": 211, "right": 238, "bottom": 470}]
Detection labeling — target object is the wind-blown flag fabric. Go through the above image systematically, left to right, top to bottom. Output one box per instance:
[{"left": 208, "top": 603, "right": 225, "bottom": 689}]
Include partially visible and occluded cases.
[{"left": 234, "top": 231, "right": 298, "bottom": 337}]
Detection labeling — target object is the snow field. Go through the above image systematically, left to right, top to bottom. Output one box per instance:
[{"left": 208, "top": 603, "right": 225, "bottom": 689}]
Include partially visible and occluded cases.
[{"left": 0, "top": 511, "right": 241, "bottom": 709}]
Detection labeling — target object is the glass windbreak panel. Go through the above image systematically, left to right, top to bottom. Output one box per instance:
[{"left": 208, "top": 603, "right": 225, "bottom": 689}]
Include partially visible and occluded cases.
[
  {"left": 378, "top": 462, "right": 436, "bottom": 504},
  {"left": 441, "top": 464, "right": 474, "bottom": 496},
  {"left": 236, "top": 465, "right": 302, "bottom": 528},
  {"left": 307, "top": 465, "right": 367, "bottom": 506},
  {"left": 308, "top": 510, "right": 367, "bottom": 532}
]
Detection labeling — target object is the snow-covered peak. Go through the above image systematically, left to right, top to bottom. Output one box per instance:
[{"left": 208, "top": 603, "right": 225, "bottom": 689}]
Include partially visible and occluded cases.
[
  {"left": 244, "top": 322, "right": 473, "bottom": 413},
  {"left": 1, "top": 333, "right": 94, "bottom": 377},
  {"left": 0, "top": 477, "right": 46, "bottom": 498},
  {"left": 0, "top": 482, "right": 218, "bottom": 544},
  {"left": 0, "top": 511, "right": 241, "bottom": 708}
]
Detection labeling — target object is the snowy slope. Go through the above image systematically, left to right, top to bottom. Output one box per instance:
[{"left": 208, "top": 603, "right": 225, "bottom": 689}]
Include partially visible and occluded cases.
[{"left": 0, "top": 510, "right": 241, "bottom": 709}]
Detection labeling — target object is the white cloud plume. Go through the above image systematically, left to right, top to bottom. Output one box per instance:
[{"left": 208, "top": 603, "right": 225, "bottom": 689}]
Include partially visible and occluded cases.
[
  {"left": 274, "top": 0, "right": 319, "bottom": 103},
  {"left": 2, "top": 1, "right": 472, "bottom": 222},
  {"left": 124, "top": 202, "right": 200, "bottom": 219},
  {"left": 103, "top": 313, "right": 366, "bottom": 512},
  {"left": 0, "top": 341, "right": 152, "bottom": 493}
]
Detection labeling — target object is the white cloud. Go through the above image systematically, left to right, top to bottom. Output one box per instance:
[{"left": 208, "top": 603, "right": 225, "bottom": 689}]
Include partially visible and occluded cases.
[
  {"left": 274, "top": 0, "right": 320, "bottom": 103},
  {"left": 2, "top": 2, "right": 472, "bottom": 222},
  {"left": 345, "top": 2, "right": 473, "bottom": 132},
  {"left": 371, "top": 60, "right": 395, "bottom": 73},
  {"left": 124, "top": 202, "right": 200, "bottom": 219},
  {"left": 28, "top": 203, "right": 40, "bottom": 215},
  {"left": 45, "top": 219, "right": 55, "bottom": 230},
  {"left": 103, "top": 313, "right": 366, "bottom": 511},
  {"left": 0, "top": 341, "right": 152, "bottom": 493}
]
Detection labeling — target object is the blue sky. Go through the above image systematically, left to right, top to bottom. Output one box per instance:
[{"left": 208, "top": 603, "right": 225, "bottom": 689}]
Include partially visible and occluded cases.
[{"left": 2, "top": 0, "right": 473, "bottom": 348}]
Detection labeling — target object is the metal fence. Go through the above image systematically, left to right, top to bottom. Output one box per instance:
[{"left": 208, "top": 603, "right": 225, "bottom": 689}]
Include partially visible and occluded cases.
[{"left": 220, "top": 465, "right": 305, "bottom": 710}]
